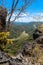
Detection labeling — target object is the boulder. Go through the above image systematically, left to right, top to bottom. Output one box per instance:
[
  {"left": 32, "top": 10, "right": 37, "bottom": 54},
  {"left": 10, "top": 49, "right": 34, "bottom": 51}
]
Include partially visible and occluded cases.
[
  {"left": 33, "top": 28, "right": 42, "bottom": 40},
  {"left": 35, "top": 36, "right": 43, "bottom": 45},
  {"left": 22, "top": 41, "right": 33, "bottom": 56}
]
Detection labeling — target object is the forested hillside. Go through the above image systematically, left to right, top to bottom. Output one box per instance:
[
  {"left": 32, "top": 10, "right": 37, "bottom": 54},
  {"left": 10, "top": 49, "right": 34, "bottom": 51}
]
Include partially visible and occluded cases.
[{"left": 10, "top": 22, "right": 43, "bottom": 38}]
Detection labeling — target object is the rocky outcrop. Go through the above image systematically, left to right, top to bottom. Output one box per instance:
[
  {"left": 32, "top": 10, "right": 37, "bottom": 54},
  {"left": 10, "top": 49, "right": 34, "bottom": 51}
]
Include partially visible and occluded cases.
[
  {"left": 0, "top": 6, "right": 7, "bottom": 31},
  {"left": 0, "top": 28, "right": 43, "bottom": 65},
  {"left": 33, "top": 28, "right": 42, "bottom": 40},
  {"left": 33, "top": 28, "right": 43, "bottom": 45},
  {"left": 34, "top": 36, "right": 43, "bottom": 45},
  {"left": 22, "top": 41, "right": 33, "bottom": 56},
  {"left": 0, "top": 44, "right": 41, "bottom": 65},
  {"left": 0, "top": 50, "right": 10, "bottom": 65}
]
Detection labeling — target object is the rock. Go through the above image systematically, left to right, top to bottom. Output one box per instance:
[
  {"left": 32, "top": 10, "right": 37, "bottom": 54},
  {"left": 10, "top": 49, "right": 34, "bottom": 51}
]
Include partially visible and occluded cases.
[
  {"left": 0, "top": 6, "right": 7, "bottom": 31},
  {"left": 0, "top": 6, "right": 7, "bottom": 18},
  {"left": 33, "top": 28, "right": 42, "bottom": 40},
  {"left": 35, "top": 36, "right": 43, "bottom": 44},
  {"left": 22, "top": 41, "right": 33, "bottom": 56},
  {"left": 0, "top": 50, "right": 10, "bottom": 65},
  {"left": 0, "top": 50, "right": 41, "bottom": 65},
  {"left": 14, "top": 53, "right": 23, "bottom": 63},
  {"left": 15, "top": 58, "right": 22, "bottom": 63}
]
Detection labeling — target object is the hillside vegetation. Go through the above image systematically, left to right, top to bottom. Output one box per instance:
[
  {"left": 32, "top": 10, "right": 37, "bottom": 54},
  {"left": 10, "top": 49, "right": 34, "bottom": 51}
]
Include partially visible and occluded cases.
[
  {"left": 0, "top": 22, "right": 43, "bottom": 65},
  {"left": 5, "top": 22, "right": 43, "bottom": 55}
]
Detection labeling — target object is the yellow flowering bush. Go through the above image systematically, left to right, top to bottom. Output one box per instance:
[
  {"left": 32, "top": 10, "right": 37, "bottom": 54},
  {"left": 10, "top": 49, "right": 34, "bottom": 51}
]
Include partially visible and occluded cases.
[{"left": 0, "top": 32, "right": 13, "bottom": 50}]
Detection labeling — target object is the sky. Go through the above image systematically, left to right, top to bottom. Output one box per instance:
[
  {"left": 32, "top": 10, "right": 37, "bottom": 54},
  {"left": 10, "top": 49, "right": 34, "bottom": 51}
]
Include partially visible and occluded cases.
[
  {"left": 0, "top": 0, "right": 43, "bottom": 22},
  {"left": 27, "top": 0, "right": 43, "bottom": 13}
]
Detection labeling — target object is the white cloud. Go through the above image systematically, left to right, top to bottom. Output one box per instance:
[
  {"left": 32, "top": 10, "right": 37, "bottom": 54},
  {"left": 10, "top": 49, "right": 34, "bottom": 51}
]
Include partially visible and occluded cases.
[{"left": 7, "top": 12, "right": 43, "bottom": 22}]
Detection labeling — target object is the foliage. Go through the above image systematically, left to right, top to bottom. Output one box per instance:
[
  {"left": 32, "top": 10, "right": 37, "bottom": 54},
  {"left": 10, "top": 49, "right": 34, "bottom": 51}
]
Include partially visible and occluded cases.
[
  {"left": 0, "top": 31, "right": 29, "bottom": 55},
  {"left": 0, "top": 32, "right": 13, "bottom": 51}
]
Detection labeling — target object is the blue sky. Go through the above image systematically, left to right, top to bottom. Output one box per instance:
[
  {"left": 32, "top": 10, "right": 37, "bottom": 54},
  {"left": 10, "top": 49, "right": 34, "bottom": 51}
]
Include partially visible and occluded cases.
[
  {"left": 0, "top": 0, "right": 43, "bottom": 22},
  {"left": 0, "top": 0, "right": 43, "bottom": 12},
  {"left": 27, "top": 0, "right": 43, "bottom": 13}
]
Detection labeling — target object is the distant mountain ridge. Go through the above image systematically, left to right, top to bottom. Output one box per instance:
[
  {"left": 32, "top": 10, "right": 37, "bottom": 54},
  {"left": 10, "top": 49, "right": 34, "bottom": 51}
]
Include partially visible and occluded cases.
[
  {"left": 10, "top": 22, "right": 43, "bottom": 37},
  {"left": 14, "top": 22, "right": 43, "bottom": 25}
]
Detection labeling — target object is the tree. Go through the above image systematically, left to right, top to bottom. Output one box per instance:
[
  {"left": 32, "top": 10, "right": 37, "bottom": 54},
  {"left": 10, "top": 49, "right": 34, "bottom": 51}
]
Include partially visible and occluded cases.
[{"left": 0, "top": 0, "right": 34, "bottom": 31}]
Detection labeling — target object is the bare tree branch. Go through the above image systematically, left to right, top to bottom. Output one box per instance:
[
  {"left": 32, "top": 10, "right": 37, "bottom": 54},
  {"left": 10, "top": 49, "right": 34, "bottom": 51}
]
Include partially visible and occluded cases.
[
  {"left": 8, "top": 0, "right": 19, "bottom": 30},
  {"left": 9, "top": 0, "right": 34, "bottom": 31},
  {"left": 12, "top": 0, "right": 34, "bottom": 22}
]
